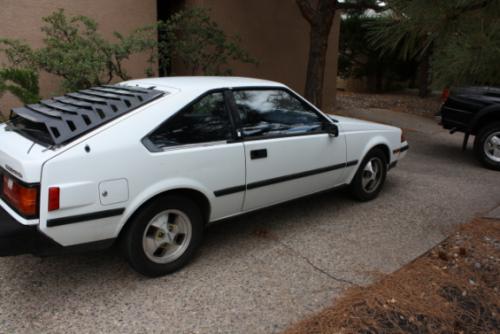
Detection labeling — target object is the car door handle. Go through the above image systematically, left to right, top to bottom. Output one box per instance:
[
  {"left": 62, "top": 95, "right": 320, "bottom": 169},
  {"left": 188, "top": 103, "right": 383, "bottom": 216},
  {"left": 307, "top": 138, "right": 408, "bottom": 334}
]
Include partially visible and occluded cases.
[{"left": 250, "top": 149, "right": 267, "bottom": 160}]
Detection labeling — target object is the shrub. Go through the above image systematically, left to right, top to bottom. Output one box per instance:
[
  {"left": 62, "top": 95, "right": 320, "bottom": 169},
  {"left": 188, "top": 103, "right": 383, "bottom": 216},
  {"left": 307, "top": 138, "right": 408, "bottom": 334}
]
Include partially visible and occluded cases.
[
  {"left": 0, "top": 8, "right": 256, "bottom": 93},
  {"left": 0, "top": 68, "right": 40, "bottom": 119}
]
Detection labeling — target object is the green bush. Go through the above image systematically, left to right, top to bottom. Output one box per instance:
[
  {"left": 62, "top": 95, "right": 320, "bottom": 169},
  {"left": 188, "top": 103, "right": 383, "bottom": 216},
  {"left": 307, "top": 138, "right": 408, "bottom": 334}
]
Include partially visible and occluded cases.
[
  {"left": 0, "top": 8, "right": 256, "bottom": 93},
  {"left": 160, "top": 8, "right": 256, "bottom": 75},
  {"left": 1, "top": 9, "right": 155, "bottom": 92},
  {"left": 0, "top": 68, "right": 40, "bottom": 120}
]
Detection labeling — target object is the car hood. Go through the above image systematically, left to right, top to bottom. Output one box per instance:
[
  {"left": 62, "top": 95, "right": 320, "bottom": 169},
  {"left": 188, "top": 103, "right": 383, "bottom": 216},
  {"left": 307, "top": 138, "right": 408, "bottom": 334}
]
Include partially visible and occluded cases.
[{"left": 329, "top": 115, "right": 399, "bottom": 132}]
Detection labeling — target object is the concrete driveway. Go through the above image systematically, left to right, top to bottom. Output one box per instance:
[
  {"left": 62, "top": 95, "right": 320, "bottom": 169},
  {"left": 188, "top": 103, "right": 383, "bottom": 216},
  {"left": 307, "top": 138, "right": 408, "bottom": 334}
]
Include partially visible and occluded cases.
[{"left": 1, "top": 109, "right": 499, "bottom": 334}]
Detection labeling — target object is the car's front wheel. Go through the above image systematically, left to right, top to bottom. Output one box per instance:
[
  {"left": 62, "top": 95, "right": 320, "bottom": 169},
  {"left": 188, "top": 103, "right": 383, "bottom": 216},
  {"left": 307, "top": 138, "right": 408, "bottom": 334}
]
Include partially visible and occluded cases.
[
  {"left": 473, "top": 122, "right": 500, "bottom": 171},
  {"left": 350, "top": 148, "right": 387, "bottom": 201},
  {"left": 121, "top": 195, "right": 204, "bottom": 277}
]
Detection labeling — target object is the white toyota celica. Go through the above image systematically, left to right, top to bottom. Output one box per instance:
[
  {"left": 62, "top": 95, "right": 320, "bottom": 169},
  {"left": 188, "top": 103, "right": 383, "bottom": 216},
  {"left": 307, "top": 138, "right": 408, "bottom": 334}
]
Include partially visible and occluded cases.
[{"left": 0, "top": 77, "right": 408, "bottom": 276}]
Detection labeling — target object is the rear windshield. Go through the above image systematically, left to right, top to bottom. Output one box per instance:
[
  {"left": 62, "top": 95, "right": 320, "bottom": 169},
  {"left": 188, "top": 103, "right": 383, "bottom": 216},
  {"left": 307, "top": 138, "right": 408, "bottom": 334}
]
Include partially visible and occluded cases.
[{"left": 8, "top": 85, "right": 165, "bottom": 147}]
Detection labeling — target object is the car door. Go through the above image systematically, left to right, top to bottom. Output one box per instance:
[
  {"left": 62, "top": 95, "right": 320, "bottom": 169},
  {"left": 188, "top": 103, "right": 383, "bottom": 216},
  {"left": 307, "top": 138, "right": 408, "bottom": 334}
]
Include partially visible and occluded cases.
[{"left": 230, "top": 88, "right": 348, "bottom": 211}]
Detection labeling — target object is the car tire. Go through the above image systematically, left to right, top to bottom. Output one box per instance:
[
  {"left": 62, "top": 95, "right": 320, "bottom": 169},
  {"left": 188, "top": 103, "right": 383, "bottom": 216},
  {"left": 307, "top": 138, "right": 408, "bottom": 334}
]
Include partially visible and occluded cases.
[
  {"left": 473, "top": 122, "right": 500, "bottom": 171},
  {"left": 349, "top": 148, "right": 388, "bottom": 202},
  {"left": 121, "top": 195, "right": 204, "bottom": 277}
]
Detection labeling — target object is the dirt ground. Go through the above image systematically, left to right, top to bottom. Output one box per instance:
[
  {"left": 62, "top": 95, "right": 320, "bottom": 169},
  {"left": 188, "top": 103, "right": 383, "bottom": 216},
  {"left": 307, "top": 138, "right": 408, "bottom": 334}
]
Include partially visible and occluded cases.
[
  {"left": 336, "top": 91, "right": 442, "bottom": 118},
  {"left": 283, "top": 218, "right": 500, "bottom": 334}
]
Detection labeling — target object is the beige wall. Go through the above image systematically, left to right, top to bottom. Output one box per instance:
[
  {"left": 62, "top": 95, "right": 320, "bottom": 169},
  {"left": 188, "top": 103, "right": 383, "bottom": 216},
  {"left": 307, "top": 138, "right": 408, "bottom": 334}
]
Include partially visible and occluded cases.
[
  {"left": 0, "top": 0, "right": 156, "bottom": 115},
  {"left": 0, "top": 0, "right": 341, "bottom": 115},
  {"left": 179, "top": 0, "right": 340, "bottom": 111}
]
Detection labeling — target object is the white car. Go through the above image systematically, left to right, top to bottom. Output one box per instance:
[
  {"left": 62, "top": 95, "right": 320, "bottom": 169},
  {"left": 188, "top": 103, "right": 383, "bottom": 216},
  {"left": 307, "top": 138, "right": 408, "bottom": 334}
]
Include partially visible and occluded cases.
[{"left": 0, "top": 77, "right": 408, "bottom": 276}]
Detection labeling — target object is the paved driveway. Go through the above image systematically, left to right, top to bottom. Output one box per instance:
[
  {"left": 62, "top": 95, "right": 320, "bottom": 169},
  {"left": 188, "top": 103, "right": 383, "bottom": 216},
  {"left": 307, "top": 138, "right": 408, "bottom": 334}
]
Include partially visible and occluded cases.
[{"left": 1, "top": 109, "right": 499, "bottom": 334}]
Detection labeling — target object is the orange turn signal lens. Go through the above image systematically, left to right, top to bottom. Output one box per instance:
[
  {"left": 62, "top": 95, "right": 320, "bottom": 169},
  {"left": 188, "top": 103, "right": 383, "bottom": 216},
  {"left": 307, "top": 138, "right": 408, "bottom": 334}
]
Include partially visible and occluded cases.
[{"left": 2, "top": 175, "right": 38, "bottom": 217}]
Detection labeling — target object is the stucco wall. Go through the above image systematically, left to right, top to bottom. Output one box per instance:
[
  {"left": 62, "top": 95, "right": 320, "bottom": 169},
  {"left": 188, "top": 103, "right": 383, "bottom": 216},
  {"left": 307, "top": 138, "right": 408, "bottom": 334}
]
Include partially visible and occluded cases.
[
  {"left": 0, "top": 0, "right": 156, "bottom": 115},
  {"left": 0, "top": 0, "right": 341, "bottom": 115},
  {"left": 179, "top": 0, "right": 341, "bottom": 111}
]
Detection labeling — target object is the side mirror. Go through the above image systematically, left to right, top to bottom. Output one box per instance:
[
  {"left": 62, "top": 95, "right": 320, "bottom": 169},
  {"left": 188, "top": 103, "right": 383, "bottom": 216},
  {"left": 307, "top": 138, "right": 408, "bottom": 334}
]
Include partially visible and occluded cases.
[{"left": 323, "top": 122, "right": 339, "bottom": 137}]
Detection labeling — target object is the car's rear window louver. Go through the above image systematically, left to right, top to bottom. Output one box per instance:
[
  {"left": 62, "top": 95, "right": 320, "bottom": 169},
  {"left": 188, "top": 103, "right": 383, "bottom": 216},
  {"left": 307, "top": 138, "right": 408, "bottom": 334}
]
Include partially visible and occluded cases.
[{"left": 10, "top": 85, "right": 165, "bottom": 146}]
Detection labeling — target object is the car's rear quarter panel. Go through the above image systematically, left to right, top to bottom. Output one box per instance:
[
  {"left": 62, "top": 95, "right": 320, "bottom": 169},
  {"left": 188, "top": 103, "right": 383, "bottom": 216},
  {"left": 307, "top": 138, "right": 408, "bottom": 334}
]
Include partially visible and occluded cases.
[{"left": 38, "top": 91, "right": 244, "bottom": 246}]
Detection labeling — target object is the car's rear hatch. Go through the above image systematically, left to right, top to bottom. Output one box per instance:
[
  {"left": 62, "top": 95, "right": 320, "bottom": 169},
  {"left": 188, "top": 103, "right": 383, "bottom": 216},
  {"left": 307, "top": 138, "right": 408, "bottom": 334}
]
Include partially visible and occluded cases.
[
  {"left": 0, "top": 84, "right": 165, "bottom": 221},
  {"left": 1, "top": 85, "right": 165, "bottom": 181}
]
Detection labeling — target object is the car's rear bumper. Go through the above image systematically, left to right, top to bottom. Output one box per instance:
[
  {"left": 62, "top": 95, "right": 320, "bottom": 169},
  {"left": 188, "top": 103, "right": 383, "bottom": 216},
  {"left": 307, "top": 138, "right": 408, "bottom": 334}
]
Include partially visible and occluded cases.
[
  {"left": 0, "top": 205, "right": 61, "bottom": 256},
  {"left": 0, "top": 205, "right": 116, "bottom": 257}
]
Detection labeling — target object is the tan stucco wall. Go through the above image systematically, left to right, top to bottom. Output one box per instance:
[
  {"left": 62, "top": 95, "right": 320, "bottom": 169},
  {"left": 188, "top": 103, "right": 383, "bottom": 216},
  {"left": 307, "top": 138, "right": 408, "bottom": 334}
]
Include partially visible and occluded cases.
[
  {"left": 0, "top": 0, "right": 156, "bottom": 115},
  {"left": 0, "top": 0, "right": 341, "bottom": 115},
  {"left": 179, "top": 0, "right": 341, "bottom": 111}
]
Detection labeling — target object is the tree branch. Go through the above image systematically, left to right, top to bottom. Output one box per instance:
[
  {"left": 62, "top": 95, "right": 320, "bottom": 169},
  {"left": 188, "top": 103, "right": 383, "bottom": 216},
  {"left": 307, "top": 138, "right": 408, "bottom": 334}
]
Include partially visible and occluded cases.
[
  {"left": 296, "top": 0, "right": 316, "bottom": 23},
  {"left": 336, "top": 1, "right": 384, "bottom": 12}
]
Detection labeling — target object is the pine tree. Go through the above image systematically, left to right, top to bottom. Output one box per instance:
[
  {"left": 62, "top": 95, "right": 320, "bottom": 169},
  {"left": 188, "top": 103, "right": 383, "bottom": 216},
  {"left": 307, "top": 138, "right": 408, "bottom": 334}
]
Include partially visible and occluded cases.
[{"left": 367, "top": 0, "right": 500, "bottom": 95}]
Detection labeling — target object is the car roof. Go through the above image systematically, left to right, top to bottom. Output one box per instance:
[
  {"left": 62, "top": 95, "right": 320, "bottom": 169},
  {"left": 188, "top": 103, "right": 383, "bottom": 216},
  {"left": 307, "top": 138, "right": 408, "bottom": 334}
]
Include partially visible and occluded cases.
[{"left": 121, "top": 76, "right": 286, "bottom": 92}]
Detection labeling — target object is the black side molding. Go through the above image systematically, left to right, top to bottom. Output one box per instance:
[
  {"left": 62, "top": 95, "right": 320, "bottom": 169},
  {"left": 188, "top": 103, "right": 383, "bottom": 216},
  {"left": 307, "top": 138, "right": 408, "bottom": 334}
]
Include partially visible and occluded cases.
[
  {"left": 393, "top": 144, "right": 409, "bottom": 154},
  {"left": 213, "top": 160, "right": 358, "bottom": 197},
  {"left": 213, "top": 185, "right": 246, "bottom": 197},
  {"left": 47, "top": 208, "right": 125, "bottom": 227}
]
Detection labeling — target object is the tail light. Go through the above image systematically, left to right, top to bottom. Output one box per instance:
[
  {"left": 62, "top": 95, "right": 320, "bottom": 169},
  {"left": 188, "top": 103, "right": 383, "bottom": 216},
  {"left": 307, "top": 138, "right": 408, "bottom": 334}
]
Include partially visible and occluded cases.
[
  {"left": 441, "top": 88, "right": 450, "bottom": 102},
  {"left": 401, "top": 131, "right": 406, "bottom": 143},
  {"left": 2, "top": 174, "right": 39, "bottom": 217}
]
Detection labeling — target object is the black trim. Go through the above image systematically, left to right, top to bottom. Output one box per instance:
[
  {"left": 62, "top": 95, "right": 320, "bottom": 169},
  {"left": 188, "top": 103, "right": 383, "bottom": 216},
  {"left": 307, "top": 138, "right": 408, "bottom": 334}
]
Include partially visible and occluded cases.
[
  {"left": 233, "top": 130, "right": 331, "bottom": 142},
  {"left": 393, "top": 144, "right": 409, "bottom": 154},
  {"left": 214, "top": 160, "right": 358, "bottom": 197},
  {"left": 346, "top": 160, "right": 358, "bottom": 167},
  {"left": 247, "top": 161, "right": 357, "bottom": 190},
  {"left": 211, "top": 183, "right": 350, "bottom": 225},
  {"left": 214, "top": 185, "right": 246, "bottom": 197},
  {"left": 47, "top": 208, "right": 125, "bottom": 227}
]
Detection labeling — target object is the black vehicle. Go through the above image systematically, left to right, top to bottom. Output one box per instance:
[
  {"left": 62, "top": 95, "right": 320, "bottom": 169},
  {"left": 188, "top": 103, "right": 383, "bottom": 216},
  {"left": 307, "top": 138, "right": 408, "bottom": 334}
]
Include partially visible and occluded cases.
[{"left": 438, "top": 86, "right": 500, "bottom": 171}]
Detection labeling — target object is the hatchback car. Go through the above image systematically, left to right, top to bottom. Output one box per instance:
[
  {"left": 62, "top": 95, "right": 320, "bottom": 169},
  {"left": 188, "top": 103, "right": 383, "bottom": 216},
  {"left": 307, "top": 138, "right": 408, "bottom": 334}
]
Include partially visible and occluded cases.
[{"left": 0, "top": 77, "right": 408, "bottom": 276}]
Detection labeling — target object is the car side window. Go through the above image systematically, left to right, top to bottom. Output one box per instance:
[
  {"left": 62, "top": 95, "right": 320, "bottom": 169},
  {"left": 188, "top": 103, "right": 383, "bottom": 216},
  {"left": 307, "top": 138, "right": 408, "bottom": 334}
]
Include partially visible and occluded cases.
[
  {"left": 232, "top": 89, "right": 324, "bottom": 138},
  {"left": 147, "top": 92, "right": 233, "bottom": 149}
]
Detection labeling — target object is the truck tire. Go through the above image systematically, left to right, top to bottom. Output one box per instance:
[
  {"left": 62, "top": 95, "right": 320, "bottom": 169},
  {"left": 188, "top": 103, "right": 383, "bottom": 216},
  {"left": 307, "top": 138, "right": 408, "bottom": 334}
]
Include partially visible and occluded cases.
[
  {"left": 473, "top": 122, "right": 500, "bottom": 171},
  {"left": 350, "top": 148, "right": 388, "bottom": 201},
  {"left": 121, "top": 195, "right": 204, "bottom": 277}
]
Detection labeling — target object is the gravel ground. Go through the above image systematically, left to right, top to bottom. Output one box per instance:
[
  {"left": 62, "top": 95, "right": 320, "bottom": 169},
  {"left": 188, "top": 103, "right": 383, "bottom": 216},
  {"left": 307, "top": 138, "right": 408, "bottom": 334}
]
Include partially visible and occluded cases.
[
  {"left": 336, "top": 91, "right": 442, "bottom": 118},
  {"left": 1, "top": 107, "right": 499, "bottom": 334}
]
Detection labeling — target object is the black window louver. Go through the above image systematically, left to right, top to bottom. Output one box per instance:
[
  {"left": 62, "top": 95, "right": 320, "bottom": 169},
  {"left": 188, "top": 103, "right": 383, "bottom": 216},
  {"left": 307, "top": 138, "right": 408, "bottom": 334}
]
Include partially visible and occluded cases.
[{"left": 10, "top": 85, "right": 165, "bottom": 146}]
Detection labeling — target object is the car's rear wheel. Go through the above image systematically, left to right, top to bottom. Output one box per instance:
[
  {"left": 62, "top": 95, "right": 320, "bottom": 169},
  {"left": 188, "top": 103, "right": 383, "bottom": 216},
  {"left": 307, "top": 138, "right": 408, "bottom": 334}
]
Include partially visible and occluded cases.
[
  {"left": 474, "top": 122, "right": 500, "bottom": 171},
  {"left": 350, "top": 148, "right": 387, "bottom": 201},
  {"left": 121, "top": 195, "right": 203, "bottom": 277}
]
